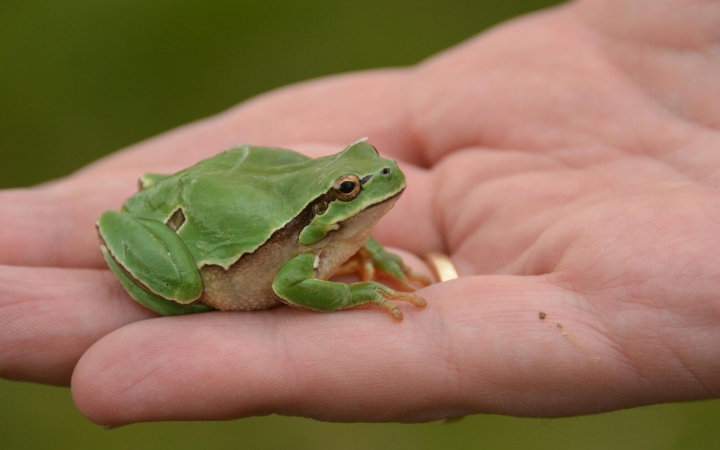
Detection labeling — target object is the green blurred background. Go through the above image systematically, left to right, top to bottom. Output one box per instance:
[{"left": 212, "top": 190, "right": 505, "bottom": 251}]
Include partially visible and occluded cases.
[{"left": 2, "top": 0, "right": 719, "bottom": 448}]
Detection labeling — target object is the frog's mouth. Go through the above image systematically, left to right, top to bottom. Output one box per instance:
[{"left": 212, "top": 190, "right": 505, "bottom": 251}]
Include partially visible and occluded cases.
[
  {"left": 333, "top": 187, "right": 405, "bottom": 231},
  {"left": 364, "top": 187, "right": 404, "bottom": 210}
]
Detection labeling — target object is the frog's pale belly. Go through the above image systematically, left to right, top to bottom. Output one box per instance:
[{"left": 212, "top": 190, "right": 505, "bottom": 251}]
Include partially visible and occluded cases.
[
  {"left": 195, "top": 192, "right": 400, "bottom": 311},
  {"left": 196, "top": 201, "right": 311, "bottom": 311},
  {"left": 199, "top": 259, "right": 284, "bottom": 311}
]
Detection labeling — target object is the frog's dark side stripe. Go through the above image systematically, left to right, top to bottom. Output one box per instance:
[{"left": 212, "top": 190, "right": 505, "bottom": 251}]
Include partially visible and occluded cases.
[{"left": 198, "top": 188, "right": 403, "bottom": 311}]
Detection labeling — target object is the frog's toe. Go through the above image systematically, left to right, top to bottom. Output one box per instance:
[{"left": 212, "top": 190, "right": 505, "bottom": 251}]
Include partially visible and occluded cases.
[
  {"left": 366, "top": 250, "right": 431, "bottom": 291},
  {"left": 377, "top": 262, "right": 432, "bottom": 292},
  {"left": 401, "top": 266, "right": 433, "bottom": 289},
  {"left": 375, "top": 288, "right": 427, "bottom": 308},
  {"left": 371, "top": 289, "right": 428, "bottom": 319},
  {"left": 389, "top": 290, "right": 427, "bottom": 308},
  {"left": 414, "top": 295, "right": 428, "bottom": 307},
  {"left": 374, "top": 298, "right": 403, "bottom": 320}
]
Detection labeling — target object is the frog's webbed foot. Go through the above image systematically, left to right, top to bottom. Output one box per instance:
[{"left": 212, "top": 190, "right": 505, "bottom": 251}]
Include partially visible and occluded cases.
[
  {"left": 335, "top": 237, "right": 432, "bottom": 291},
  {"left": 351, "top": 283, "right": 428, "bottom": 320}
]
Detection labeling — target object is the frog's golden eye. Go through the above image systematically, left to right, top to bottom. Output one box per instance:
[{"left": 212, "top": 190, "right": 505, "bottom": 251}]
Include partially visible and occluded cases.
[
  {"left": 332, "top": 174, "right": 361, "bottom": 201},
  {"left": 313, "top": 201, "right": 328, "bottom": 215}
]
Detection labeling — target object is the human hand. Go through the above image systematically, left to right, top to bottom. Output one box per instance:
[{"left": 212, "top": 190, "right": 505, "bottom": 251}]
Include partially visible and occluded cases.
[{"left": 3, "top": 0, "right": 720, "bottom": 424}]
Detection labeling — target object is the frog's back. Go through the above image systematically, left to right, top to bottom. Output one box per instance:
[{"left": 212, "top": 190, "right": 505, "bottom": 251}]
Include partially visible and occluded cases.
[
  {"left": 122, "top": 146, "right": 319, "bottom": 268},
  {"left": 123, "top": 146, "right": 309, "bottom": 215},
  {"left": 188, "top": 146, "right": 311, "bottom": 176}
]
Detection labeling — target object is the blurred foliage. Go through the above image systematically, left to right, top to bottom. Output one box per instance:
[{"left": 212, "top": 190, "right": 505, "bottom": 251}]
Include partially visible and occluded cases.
[
  {"left": 2, "top": 0, "right": 720, "bottom": 449},
  {"left": 2, "top": 0, "right": 560, "bottom": 188},
  {"left": 2, "top": 379, "right": 720, "bottom": 449}
]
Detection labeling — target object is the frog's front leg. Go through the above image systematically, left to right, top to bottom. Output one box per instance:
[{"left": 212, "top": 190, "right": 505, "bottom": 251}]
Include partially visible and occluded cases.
[
  {"left": 334, "top": 237, "right": 432, "bottom": 290},
  {"left": 273, "top": 253, "right": 426, "bottom": 319}
]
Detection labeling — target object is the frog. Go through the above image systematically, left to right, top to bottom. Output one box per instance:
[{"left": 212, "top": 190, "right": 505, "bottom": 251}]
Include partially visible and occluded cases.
[{"left": 96, "top": 140, "right": 431, "bottom": 320}]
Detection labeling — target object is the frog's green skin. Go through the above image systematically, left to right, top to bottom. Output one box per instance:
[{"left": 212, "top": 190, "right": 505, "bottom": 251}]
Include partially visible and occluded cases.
[{"left": 97, "top": 141, "right": 428, "bottom": 319}]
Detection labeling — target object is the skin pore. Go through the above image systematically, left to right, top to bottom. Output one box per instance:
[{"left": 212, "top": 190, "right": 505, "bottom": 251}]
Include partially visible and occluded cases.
[{"left": 1, "top": 0, "right": 719, "bottom": 424}]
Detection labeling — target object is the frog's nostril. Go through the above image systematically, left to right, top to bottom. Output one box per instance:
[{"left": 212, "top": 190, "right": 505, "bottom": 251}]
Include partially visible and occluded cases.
[{"left": 381, "top": 168, "right": 391, "bottom": 175}]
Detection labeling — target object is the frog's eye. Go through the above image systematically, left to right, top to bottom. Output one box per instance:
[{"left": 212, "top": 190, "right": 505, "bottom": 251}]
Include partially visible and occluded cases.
[
  {"left": 332, "top": 174, "right": 361, "bottom": 201},
  {"left": 313, "top": 201, "right": 328, "bottom": 215}
]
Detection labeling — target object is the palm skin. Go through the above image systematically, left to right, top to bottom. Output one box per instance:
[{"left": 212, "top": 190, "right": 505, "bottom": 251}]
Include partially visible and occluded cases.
[{"left": 2, "top": 0, "right": 720, "bottom": 424}]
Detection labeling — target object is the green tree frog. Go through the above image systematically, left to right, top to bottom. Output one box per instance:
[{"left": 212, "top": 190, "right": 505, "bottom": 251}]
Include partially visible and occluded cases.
[{"left": 97, "top": 140, "right": 431, "bottom": 319}]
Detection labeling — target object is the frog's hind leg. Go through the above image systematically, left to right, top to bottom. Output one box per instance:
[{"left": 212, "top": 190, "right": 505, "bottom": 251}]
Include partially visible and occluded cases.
[
  {"left": 97, "top": 210, "right": 212, "bottom": 316},
  {"left": 101, "top": 245, "right": 214, "bottom": 315}
]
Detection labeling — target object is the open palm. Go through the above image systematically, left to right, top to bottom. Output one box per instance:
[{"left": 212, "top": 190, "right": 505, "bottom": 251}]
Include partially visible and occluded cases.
[{"left": 2, "top": 0, "right": 719, "bottom": 425}]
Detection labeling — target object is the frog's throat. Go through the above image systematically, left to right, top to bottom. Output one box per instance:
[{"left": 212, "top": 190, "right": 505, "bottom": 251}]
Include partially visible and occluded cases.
[
  {"left": 298, "top": 187, "right": 404, "bottom": 246},
  {"left": 323, "top": 188, "right": 403, "bottom": 243},
  {"left": 308, "top": 189, "right": 403, "bottom": 281}
]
